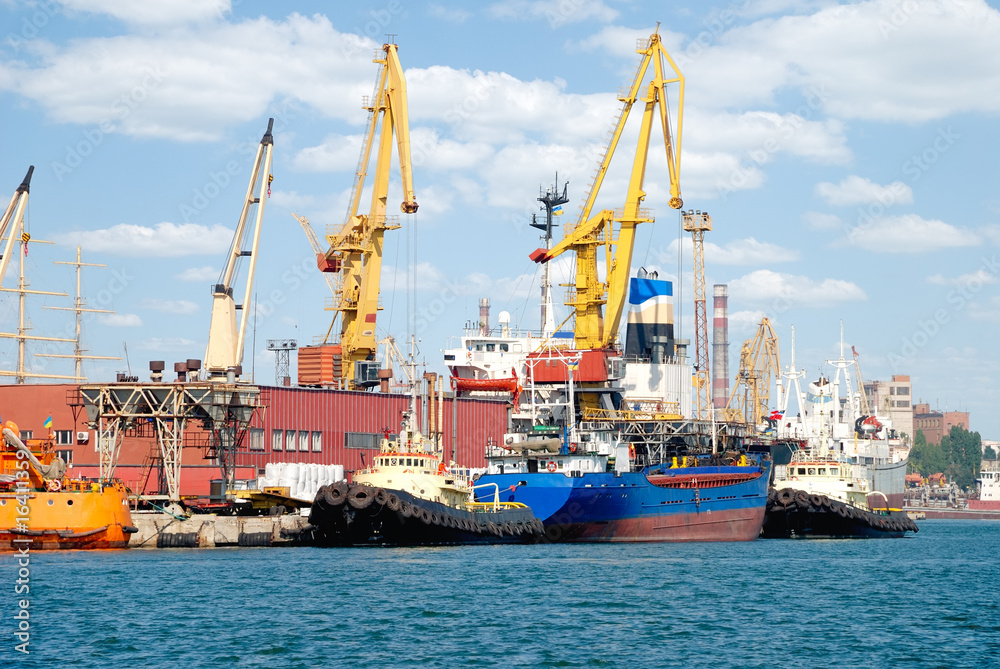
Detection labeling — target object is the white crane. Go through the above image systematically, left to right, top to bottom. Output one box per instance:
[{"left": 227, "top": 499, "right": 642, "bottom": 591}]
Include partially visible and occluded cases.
[{"left": 204, "top": 119, "right": 274, "bottom": 381}]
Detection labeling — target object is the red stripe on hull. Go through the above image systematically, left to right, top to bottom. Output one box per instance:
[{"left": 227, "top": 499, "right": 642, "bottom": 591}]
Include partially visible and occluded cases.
[{"left": 546, "top": 506, "right": 764, "bottom": 543}]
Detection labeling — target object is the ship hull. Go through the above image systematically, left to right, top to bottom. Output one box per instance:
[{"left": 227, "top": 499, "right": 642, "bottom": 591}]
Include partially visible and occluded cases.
[
  {"left": 872, "top": 458, "right": 908, "bottom": 509},
  {"left": 474, "top": 463, "right": 770, "bottom": 543},
  {"left": 1, "top": 483, "right": 136, "bottom": 550},
  {"left": 308, "top": 484, "right": 542, "bottom": 547},
  {"left": 762, "top": 488, "right": 917, "bottom": 539}
]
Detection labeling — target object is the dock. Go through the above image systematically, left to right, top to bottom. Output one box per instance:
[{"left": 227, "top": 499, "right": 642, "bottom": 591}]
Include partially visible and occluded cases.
[{"left": 128, "top": 512, "right": 314, "bottom": 548}]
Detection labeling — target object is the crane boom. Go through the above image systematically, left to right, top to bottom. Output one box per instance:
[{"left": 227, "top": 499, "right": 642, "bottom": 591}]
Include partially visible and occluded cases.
[
  {"left": 529, "top": 31, "right": 683, "bottom": 350},
  {"left": 320, "top": 42, "right": 418, "bottom": 389},
  {"left": 204, "top": 118, "right": 274, "bottom": 380},
  {"left": 0, "top": 166, "right": 34, "bottom": 287}
]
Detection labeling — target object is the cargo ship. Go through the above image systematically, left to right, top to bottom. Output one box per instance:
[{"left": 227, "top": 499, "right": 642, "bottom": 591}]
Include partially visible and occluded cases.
[
  {"left": 470, "top": 272, "right": 771, "bottom": 542},
  {"left": 1, "top": 421, "right": 136, "bottom": 550}
]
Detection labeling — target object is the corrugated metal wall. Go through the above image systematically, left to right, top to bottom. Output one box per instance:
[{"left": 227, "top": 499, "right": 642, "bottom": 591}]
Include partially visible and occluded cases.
[{"left": 240, "top": 386, "right": 508, "bottom": 474}]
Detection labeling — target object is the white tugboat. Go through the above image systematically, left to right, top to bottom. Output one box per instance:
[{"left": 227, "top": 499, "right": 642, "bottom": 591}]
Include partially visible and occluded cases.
[{"left": 763, "top": 332, "right": 917, "bottom": 537}]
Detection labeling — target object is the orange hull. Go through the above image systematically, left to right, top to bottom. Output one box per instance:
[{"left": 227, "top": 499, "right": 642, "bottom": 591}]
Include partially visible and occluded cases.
[{"left": 0, "top": 481, "right": 135, "bottom": 550}]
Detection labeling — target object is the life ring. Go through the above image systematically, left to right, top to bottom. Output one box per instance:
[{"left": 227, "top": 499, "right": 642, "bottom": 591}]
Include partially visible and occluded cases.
[
  {"left": 569, "top": 443, "right": 577, "bottom": 454},
  {"left": 628, "top": 445, "right": 636, "bottom": 460},
  {"left": 546, "top": 461, "right": 557, "bottom": 473},
  {"left": 47, "top": 479, "right": 62, "bottom": 492}
]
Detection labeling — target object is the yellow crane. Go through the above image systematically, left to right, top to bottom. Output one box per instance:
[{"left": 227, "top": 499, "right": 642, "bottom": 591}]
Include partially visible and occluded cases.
[
  {"left": 530, "top": 29, "right": 683, "bottom": 351},
  {"left": 318, "top": 41, "right": 418, "bottom": 389},
  {"left": 204, "top": 118, "right": 274, "bottom": 380},
  {"left": 724, "top": 317, "right": 781, "bottom": 429}
]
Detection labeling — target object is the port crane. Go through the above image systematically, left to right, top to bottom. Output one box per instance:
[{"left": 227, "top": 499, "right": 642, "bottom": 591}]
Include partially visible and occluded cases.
[
  {"left": 529, "top": 30, "right": 683, "bottom": 352},
  {"left": 317, "top": 41, "right": 418, "bottom": 390},
  {"left": 204, "top": 118, "right": 274, "bottom": 380},
  {"left": 0, "top": 166, "right": 33, "bottom": 286},
  {"left": 724, "top": 316, "right": 781, "bottom": 429}
]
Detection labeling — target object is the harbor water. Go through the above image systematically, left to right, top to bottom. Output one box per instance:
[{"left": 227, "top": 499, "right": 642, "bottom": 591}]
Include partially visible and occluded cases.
[{"left": 4, "top": 520, "right": 998, "bottom": 668}]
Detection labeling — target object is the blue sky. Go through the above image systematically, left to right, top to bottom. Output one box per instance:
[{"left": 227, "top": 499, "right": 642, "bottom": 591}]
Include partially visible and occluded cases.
[{"left": 1, "top": 0, "right": 998, "bottom": 436}]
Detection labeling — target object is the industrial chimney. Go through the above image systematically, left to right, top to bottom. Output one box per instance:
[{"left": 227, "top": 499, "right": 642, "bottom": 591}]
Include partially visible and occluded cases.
[
  {"left": 712, "top": 284, "right": 730, "bottom": 409},
  {"left": 479, "top": 298, "right": 490, "bottom": 336}
]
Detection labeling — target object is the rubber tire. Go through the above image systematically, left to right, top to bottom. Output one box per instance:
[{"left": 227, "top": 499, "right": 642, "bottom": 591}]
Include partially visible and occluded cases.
[
  {"left": 324, "top": 483, "right": 348, "bottom": 507},
  {"left": 347, "top": 486, "right": 375, "bottom": 510},
  {"left": 374, "top": 488, "right": 389, "bottom": 505},
  {"left": 386, "top": 493, "right": 401, "bottom": 512},
  {"left": 808, "top": 494, "right": 824, "bottom": 508},
  {"left": 400, "top": 502, "right": 413, "bottom": 518},
  {"left": 835, "top": 504, "right": 849, "bottom": 518},
  {"left": 420, "top": 508, "right": 433, "bottom": 525}
]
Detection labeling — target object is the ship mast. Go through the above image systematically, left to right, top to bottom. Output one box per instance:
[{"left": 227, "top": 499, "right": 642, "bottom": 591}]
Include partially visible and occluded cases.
[
  {"left": 530, "top": 175, "right": 568, "bottom": 338},
  {"left": 0, "top": 237, "right": 79, "bottom": 383},
  {"left": 37, "top": 246, "right": 121, "bottom": 379}
]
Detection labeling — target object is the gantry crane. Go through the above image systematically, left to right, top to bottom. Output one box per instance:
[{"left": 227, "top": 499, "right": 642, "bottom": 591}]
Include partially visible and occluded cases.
[
  {"left": 529, "top": 30, "right": 683, "bottom": 353},
  {"left": 317, "top": 41, "right": 418, "bottom": 390},
  {"left": 204, "top": 118, "right": 274, "bottom": 380},
  {"left": 684, "top": 210, "right": 712, "bottom": 419},
  {"left": 723, "top": 317, "right": 781, "bottom": 429}
]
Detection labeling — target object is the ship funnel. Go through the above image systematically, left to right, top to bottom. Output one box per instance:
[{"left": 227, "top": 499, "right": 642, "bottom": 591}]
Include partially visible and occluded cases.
[{"left": 624, "top": 275, "right": 675, "bottom": 363}]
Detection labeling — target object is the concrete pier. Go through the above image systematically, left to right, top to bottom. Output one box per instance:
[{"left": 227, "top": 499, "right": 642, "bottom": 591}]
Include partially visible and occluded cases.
[{"left": 128, "top": 512, "right": 314, "bottom": 548}]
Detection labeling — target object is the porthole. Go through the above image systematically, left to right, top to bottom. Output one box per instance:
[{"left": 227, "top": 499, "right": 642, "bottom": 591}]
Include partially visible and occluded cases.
[
  {"left": 47, "top": 499, "right": 55, "bottom": 506},
  {"left": 67, "top": 499, "right": 74, "bottom": 506}
]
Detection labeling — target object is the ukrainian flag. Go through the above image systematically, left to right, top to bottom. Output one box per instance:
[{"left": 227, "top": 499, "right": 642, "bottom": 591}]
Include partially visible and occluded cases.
[
  {"left": 552, "top": 205, "right": 564, "bottom": 216},
  {"left": 43, "top": 415, "right": 53, "bottom": 429}
]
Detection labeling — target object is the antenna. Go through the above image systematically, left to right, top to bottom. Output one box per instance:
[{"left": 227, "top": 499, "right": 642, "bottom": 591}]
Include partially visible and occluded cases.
[{"left": 123, "top": 341, "right": 132, "bottom": 375}]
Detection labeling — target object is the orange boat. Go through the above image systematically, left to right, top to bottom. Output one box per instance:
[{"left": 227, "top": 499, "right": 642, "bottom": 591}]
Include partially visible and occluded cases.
[{"left": 0, "top": 421, "right": 136, "bottom": 550}]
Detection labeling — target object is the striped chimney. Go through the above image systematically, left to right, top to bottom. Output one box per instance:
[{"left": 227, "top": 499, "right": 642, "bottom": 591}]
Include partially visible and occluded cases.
[{"left": 712, "top": 285, "right": 730, "bottom": 409}]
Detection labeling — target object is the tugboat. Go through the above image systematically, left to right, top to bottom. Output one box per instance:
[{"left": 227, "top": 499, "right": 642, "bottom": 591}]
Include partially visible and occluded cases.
[
  {"left": 309, "top": 411, "right": 543, "bottom": 547},
  {"left": 1, "top": 421, "right": 136, "bottom": 550},
  {"left": 763, "top": 446, "right": 917, "bottom": 538}
]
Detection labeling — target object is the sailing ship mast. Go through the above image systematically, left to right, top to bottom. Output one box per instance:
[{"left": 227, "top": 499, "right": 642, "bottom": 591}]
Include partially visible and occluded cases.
[{"left": 37, "top": 246, "right": 121, "bottom": 378}]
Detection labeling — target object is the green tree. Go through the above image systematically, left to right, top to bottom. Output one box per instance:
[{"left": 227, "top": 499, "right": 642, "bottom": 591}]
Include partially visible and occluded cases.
[{"left": 985, "top": 446, "right": 999, "bottom": 461}]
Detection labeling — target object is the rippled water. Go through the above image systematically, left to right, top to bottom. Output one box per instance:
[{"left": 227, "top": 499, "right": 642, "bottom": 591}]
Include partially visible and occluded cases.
[{"left": 3, "top": 520, "right": 998, "bottom": 668}]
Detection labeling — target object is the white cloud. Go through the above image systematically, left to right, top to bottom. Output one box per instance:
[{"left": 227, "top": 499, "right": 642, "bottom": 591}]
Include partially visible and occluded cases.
[
  {"left": 58, "top": 0, "right": 230, "bottom": 26},
  {"left": 486, "top": 0, "right": 618, "bottom": 26},
  {"left": 428, "top": 3, "right": 472, "bottom": 23},
  {"left": 0, "top": 14, "right": 376, "bottom": 140},
  {"left": 293, "top": 134, "right": 364, "bottom": 172},
  {"left": 815, "top": 175, "right": 913, "bottom": 207},
  {"left": 802, "top": 211, "right": 842, "bottom": 230},
  {"left": 841, "top": 214, "right": 980, "bottom": 253},
  {"left": 58, "top": 222, "right": 233, "bottom": 256},
  {"left": 663, "top": 237, "right": 799, "bottom": 266},
  {"left": 175, "top": 266, "right": 218, "bottom": 282},
  {"left": 729, "top": 269, "right": 866, "bottom": 308},
  {"left": 926, "top": 269, "right": 999, "bottom": 288},
  {"left": 141, "top": 298, "right": 199, "bottom": 315},
  {"left": 99, "top": 313, "right": 142, "bottom": 327},
  {"left": 135, "top": 337, "right": 197, "bottom": 352}
]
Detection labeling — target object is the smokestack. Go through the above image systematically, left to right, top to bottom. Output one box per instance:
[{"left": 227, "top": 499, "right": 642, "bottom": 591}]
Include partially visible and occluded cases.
[
  {"left": 712, "top": 284, "right": 730, "bottom": 409},
  {"left": 479, "top": 298, "right": 490, "bottom": 336}
]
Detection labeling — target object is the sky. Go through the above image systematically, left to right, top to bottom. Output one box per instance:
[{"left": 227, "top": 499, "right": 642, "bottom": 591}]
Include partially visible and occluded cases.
[{"left": 1, "top": 0, "right": 999, "bottom": 437}]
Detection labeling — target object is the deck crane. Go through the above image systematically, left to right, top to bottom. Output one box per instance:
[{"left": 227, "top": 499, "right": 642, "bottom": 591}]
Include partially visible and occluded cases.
[
  {"left": 529, "top": 30, "right": 683, "bottom": 355},
  {"left": 317, "top": 41, "right": 418, "bottom": 390},
  {"left": 204, "top": 118, "right": 274, "bottom": 381},
  {"left": 0, "top": 166, "right": 33, "bottom": 286},
  {"left": 723, "top": 317, "right": 781, "bottom": 430}
]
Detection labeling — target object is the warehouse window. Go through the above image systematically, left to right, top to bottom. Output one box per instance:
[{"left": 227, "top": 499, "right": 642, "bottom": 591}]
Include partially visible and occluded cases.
[
  {"left": 248, "top": 428, "right": 265, "bottom": 451},
  {"left": 19, "top": 430, "right": 32, "bottom": 440},
  {"left": 55, "top": 430, "right": 74, "bottom": 446},
  {"left": 272, "top": 430, "right": 283, "bottom": 451},
  {"left": 285, "top": 430, "right": 295, "bottom": 452},
  {"left": 298, "top": 431, "right": 309, "bottom": 451},
  {"left": 312, "top": 432, "right": 322, "bottom": 452},
  {"left": 345, "top": 432, "right": 380, "bottom": 450},
  {"left": 56, "top": 449, "right": 73, "bottom": 464}
]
